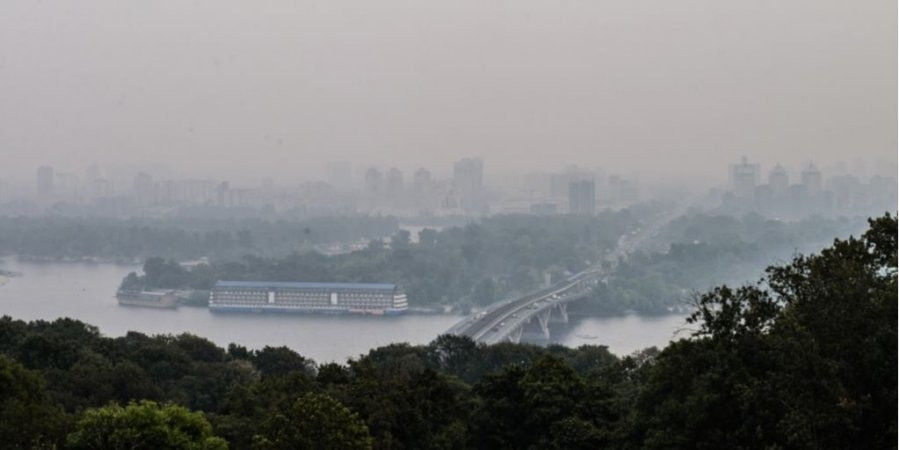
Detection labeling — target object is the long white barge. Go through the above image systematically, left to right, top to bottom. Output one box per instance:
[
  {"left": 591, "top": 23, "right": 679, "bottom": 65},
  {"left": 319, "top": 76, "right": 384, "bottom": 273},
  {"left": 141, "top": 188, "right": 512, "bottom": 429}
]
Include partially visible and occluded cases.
[{"left": 209, "top": 280, "right": 408, "bottom": 315}]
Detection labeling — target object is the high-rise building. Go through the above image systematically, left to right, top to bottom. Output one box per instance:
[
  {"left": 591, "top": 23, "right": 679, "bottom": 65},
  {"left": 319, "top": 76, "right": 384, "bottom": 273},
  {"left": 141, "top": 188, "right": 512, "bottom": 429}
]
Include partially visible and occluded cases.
[
  {"left": 729, "top": 156, "right": 760, "bottom": 198},
  {"left": 453, "top": 158, "right": 484, "bottom": 213},
  {"left": 801, "top": 163, "right": 822, "bottom": 196},
  {"left": 768, "top": 164, "right": 789, "bottom": 195},
  {"left": 36, "top": 165, "right": 54, "bottom": 196},
  {"left": 364, "top": 168, "right": 383, "bottom": 194},
  {"left": 411, "top": 168, "right": 434, "bottom": 212},
  {"left": 413, "top": 168, "right": 432, "bottom": 191},
  {"left": 133, "top": 172, "right": 155, "bottom": 205},
  {"left": 568, "top": 180, "right": 596, "bottom": 214},
  {"left": 216, "top": 181, "right": 230, "bottom": 206}
]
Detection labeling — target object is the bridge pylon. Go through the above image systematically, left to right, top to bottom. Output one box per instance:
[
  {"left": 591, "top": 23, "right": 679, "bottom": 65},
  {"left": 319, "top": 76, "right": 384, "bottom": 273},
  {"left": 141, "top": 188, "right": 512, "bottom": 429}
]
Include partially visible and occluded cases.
[
  {"left": 557, "top": 303, "right": 568, "bottom": 324},
  {"left": 537, "top": 309, "right": 551, "bottom": 339},
  {"left": 508, "top": 326, "right": 524, "bottom": 344}
]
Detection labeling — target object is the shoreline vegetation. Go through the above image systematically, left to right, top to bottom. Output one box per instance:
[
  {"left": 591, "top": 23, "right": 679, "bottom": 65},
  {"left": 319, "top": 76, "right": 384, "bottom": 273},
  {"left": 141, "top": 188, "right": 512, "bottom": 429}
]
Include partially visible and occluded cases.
[
  {"left": 118, "top": 211, "right": 870, "bottom": 316},
  {"left": 118, "top": 211, "right": 642, "bottom": 314},
  {"left": 0, "top": 214, "right": 893, "bottom": 449},
  {"left": 0, "top": 215, "right": 400, "bottom": 261}
]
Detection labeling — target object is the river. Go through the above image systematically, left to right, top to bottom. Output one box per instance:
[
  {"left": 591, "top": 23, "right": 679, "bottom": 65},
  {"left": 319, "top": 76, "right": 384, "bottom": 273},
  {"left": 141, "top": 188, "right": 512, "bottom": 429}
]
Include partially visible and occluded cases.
[{"left": 0, "top": 257, "right": 688, "bottom": 362}]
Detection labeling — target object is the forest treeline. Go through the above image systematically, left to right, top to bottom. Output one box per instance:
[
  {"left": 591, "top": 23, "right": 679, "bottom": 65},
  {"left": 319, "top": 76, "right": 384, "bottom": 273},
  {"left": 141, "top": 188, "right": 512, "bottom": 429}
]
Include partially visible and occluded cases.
[
  {"left": 121, "top": 211, "right": 869, "bottom": 313},
  {"left": 121, "top": 211, "right": 640, "bottom": 309},
  {"left": 577, "top": 212, "right": 872, "bottom": 314},
  {"left": 2, "top": 214, "right": 894, "bottom": 449},
  {"left": 0, "top": 216, "right": 399, "bottom": 260}
]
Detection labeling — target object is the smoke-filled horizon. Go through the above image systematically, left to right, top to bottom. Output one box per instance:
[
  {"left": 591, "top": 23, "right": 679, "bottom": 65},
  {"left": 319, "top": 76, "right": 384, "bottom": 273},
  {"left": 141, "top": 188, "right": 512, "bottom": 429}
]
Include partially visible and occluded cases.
[{"left": 1, "top": 0, "right": 895, "bottom": 185}]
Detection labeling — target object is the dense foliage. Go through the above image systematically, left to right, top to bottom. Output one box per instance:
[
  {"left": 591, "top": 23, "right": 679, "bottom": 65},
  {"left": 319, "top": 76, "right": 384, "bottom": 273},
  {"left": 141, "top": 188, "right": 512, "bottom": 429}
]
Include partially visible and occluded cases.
[
  {"left": 117, "top": 211, "right": 868, "bottom": 313},
  {"left": 121, "top": 211, "right": 639, "bottom": 308},
  {"left": 576, "top": 212, "right": 871, "bottom": 314},
  {"left": 0, "top": 214, "right": 894, "bottom": 449},
  {"left": 0, "top": 216, "right": 399, "bottom": 261},
  {"left": 65, "top": 401, "right": 227, "bottom": 450}
]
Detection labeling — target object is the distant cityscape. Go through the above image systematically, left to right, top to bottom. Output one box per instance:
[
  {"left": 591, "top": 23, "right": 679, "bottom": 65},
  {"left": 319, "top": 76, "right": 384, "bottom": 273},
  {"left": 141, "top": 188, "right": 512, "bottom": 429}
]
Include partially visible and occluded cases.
[
  {"left": 1, "top": 156, "right": 895, "bottom": 220},
  {"left": 716, "top": 157, "right": 897, "bottom": 219}
]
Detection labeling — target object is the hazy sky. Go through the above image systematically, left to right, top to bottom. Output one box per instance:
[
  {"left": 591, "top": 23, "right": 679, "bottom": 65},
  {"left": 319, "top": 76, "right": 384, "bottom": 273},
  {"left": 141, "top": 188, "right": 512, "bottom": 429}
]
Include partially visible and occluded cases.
[{"left": 0, "top": 0, "right": 895, "bottom": 184}]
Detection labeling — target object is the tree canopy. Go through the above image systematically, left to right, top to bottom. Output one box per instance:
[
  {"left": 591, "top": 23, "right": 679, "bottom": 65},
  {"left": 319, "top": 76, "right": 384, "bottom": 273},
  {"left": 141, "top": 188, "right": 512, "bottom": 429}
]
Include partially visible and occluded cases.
[{"left": 66, "top": 400, "right": 227, "bottom": 450}]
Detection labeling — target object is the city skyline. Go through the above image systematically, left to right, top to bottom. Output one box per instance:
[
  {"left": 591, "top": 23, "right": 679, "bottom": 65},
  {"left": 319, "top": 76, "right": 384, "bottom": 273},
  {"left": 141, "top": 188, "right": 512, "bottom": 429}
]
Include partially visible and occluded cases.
[
  {"left": 1, "top": 0, "right": 894, "bottom": 184},
  {"left": 2, "top": 154, "right": 892, "bottom": 221}
]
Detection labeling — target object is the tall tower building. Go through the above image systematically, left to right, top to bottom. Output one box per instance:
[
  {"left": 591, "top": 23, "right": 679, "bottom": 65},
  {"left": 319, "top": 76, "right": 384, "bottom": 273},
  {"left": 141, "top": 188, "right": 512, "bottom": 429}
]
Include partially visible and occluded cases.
[
  {"left": 729, "top": 156, "right": 760, "bottom": 198},
  {"left": 453, "top": 158, "right": 484, "bottom": 213},
  {"left": 801, "top": 163, "right": 822, "bottom": 196},
  {"left": 768, "top": 164, "right": 789, "bottom": 195},
  {"left": 36, "top": 165, "right": 54, "bottom": 197},
  {"left": 364, "top": 168, "right": 383, "bottom": 194},
  {"left": 412, "top": 168, "right": 432, "bottom": 191},
  {"left": 568, "top": 180, "right": 596, "bottom": 214}
]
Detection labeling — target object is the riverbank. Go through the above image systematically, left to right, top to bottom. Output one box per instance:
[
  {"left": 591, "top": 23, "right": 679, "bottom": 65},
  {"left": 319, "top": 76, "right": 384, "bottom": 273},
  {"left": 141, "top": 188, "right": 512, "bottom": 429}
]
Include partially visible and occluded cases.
[{"left": 0, "top": 258, "right": 694, "bottom": 361}]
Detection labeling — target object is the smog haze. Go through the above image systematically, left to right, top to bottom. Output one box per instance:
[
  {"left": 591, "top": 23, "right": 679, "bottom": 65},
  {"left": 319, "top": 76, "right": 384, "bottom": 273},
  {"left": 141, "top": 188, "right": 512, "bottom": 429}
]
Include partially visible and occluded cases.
[{"left": 1, "top": 0, "right": 895, "bottom": 184}]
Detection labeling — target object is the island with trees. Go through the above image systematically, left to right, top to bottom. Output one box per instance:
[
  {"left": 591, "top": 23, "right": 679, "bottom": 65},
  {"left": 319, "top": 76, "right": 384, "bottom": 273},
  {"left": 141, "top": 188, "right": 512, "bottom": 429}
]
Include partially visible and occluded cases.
[
  {"left": 117, "top": 210, "right": 872, "bottom": 315},
  {"left": 119, "top": 210, "right": 641, "bottom": 312}
]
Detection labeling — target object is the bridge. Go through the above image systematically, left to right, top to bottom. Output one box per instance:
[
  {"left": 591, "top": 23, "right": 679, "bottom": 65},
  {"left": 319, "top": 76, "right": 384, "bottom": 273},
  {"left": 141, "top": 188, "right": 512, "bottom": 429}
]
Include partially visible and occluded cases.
[
  {"left": 446, "top": 207, "right": 685, "bottom": 344},
  {"left": 446, "top": 269, "right": 605, "bottom": 344}
]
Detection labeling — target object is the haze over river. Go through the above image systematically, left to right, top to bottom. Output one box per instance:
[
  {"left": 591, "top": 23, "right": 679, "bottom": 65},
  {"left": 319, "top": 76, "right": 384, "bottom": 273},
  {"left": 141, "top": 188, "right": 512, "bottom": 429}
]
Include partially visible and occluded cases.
[{"left": 0, "top": 258, "right": 688, "bottom": 362}]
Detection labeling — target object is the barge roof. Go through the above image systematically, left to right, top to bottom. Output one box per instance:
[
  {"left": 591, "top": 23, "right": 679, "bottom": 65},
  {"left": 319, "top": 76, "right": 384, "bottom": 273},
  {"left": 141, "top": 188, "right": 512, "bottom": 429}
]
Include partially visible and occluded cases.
[{"left": 214, "top": 280, "right": 397, "bottom": 291}]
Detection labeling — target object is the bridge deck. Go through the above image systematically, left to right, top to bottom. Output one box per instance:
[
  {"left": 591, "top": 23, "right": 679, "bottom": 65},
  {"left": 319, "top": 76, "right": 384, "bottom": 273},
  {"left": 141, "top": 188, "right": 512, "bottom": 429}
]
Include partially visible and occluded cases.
[
  {"left": 446, "top": 208, "right": 685, "bottom": 344},
  {"left": 451, "top": 270, "right": 601, "bottom": 343}
]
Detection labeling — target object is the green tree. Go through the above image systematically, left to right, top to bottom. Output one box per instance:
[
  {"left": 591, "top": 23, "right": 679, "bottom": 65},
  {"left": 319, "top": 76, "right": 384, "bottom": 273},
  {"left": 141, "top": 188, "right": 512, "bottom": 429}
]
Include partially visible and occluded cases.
[
  {"left": 632, "top": 213, "right": 897, "bottom": 449},
  {"left": 418, "top": 228, "right": 438, "bottom": 248},
  {"left": 391, "top": 230, "right": 411, "bottom": 249},
  {"left": 426, "top": 334, "right": 481, "bottom": 382},
  {"left": 253, "top": 346, "right": 315, "bottom": 378},
  {"left": 0, "top": 355, "right": 67, "bottom": 449},
  {"left": 519, "top": 355, "right": 587, "bottom": 447},
  {"left": 470, "top": 365, "right": 530, "bottom": 449},
  {"left": 252, "top": 392, "right": 372, "bottom": 450},
  {"left": 66, "top": 400, "right": 226, "bottom": 450}
]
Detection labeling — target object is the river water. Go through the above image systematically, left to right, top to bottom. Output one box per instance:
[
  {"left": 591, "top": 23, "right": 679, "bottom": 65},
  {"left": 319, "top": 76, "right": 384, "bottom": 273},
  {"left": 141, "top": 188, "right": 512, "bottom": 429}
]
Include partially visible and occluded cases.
[{"left": 0, "top": 257, "right": 689, "bottom": 362}]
